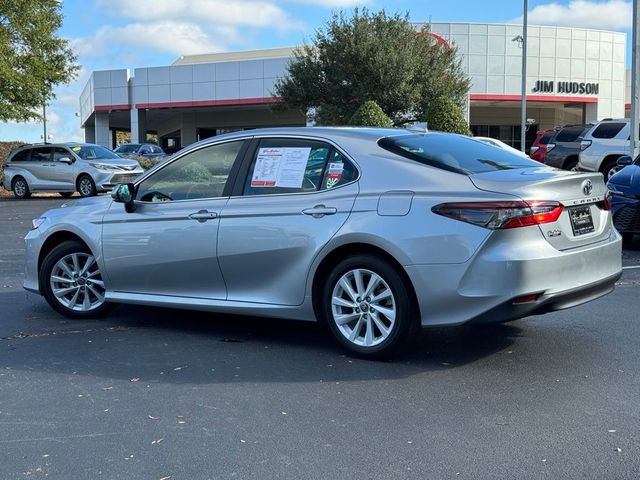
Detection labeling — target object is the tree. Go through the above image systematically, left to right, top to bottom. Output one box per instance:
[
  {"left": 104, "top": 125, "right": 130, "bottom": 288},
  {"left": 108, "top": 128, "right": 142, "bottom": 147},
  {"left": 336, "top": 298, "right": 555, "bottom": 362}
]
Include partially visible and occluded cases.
[
  {"left": 0, "top": 0, "right": 79, "bottom": 122},
  {"left": 275, "top": 8, "right": 470, "bottom": 127},
  {"left": 425, "top": 96, "right": 471, "bottom": 135},
  {"left": 349, "top": 100, "right": 393, "bottom": 127}
]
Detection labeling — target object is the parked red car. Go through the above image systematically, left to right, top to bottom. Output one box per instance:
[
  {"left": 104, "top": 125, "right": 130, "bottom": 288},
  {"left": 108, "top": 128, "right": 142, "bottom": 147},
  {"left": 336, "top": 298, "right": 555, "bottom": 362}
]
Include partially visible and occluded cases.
[{"left": 529, "top": 128, "right": 557, "bottom": 163}]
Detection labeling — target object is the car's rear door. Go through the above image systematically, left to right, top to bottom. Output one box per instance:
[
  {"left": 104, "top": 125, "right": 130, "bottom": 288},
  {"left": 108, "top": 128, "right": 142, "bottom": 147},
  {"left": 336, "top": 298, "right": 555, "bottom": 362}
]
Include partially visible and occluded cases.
[
  {"left": 217, "top": 136, "right": 359, "bottom": 305},
  {"left": 101, "top": 139, "right": 248, "bottom": 299},
  {"left": 28, "top": 147, "right": 55, "bottom": 189}
]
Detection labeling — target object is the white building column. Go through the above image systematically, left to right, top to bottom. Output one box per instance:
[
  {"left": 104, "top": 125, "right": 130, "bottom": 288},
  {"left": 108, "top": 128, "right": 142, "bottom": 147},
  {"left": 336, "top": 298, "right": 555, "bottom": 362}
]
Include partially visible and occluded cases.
[
  {"left": 584, "top": 103, "right": 599, "bottom": 124},
  {"left": 130, "top": 108, "right": 147, "bottom": 144},
  {"left": 94, "top": 111, "right": 111, "bottom": 148}
]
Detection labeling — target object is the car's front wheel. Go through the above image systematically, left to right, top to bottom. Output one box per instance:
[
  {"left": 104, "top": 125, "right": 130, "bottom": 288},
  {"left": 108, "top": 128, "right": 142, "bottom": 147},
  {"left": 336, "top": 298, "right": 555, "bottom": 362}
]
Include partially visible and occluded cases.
[
  {"left": 77, "top": 175, "right": 97, "bottom": 197},
  {"left": 40, "top": 240, "right": 112, "bottom": 319},
  {"left": 322, "top": 254, "right": 418, "bottom": 359}
]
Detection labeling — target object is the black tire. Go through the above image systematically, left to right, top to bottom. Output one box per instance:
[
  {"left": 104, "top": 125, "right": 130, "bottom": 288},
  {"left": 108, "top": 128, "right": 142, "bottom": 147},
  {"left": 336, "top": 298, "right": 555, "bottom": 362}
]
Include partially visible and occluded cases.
[
  {"left": 564, "top": 158, "right": 578, "bottom": 171},
  {"left": 601, "top": 158, "right": 622, "bottom": 181},
  {"left": 77, "top": 175, "right": 97, "bottom": 197},
  {"left": 12, "top": 177, "right": 31, "bottom": 199},
  {"left": 59, "top": 192, "right": 74, "bottom": 198},
  {"left": 39, "top": 240, "right": 113, "bottom": 319},
  {"left": 321, "top": 254, "right": 419, "bottom": 359}
]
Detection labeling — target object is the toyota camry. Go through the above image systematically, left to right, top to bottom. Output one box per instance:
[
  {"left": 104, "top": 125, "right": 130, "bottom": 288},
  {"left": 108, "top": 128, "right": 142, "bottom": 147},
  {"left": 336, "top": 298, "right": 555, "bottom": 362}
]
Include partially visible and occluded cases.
[{"left": 24, "top": 127, "right": 622, "bottom": 358}]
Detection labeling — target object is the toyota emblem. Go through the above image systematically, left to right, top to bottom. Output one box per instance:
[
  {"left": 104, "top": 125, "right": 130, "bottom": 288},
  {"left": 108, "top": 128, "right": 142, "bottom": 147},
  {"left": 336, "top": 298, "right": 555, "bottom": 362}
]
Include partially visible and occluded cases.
[{"left": 582, "top": 179, "right": 593, "bottom": 196}]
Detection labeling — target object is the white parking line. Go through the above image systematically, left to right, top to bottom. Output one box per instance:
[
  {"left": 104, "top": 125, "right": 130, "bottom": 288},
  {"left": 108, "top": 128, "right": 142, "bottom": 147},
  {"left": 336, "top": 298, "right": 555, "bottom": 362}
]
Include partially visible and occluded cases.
[{"left": 622, "top": 265, "right": 640, "bottom": 270}]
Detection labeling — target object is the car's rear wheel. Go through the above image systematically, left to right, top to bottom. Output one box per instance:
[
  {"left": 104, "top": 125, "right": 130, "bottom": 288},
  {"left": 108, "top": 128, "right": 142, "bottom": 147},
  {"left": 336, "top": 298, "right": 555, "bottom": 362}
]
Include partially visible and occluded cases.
[
  {"left": 564, "top": 158, "right": 578, "bottom": 171},
  {"left": 602, "top": 158, "right": 622, "bottom": 181},
  {"left": 77, "top": 175, "right": 97, "bottom": 197},
  {"left": 12, "top": 177, "right": 31, "bottom": 199},
  {"left": 59, "top": 192, "right": 74, "bottom": 198},
  {"left": 40, "top": 240, "right": 112, "bottom": 319},
  {"left": 321, "top": 254, "right": 418, "bottom": 359}
]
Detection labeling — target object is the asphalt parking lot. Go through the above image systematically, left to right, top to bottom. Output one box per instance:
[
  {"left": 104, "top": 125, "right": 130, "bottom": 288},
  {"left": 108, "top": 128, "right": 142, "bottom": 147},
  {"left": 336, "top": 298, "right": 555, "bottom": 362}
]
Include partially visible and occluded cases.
[{"left": 1, "top": 196, "right": 639, "bottom": 479}]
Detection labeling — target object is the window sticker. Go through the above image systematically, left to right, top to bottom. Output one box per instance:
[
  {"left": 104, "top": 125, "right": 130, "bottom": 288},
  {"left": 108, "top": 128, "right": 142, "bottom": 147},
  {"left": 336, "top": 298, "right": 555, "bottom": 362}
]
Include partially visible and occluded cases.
[
  {"left": 71, "top": 146, "right": 81, "bottom": 152},
  {"left": 250, "top": 147, "right": 312, "bottom": 188},
  {"left": 326, "top": 162, "right": 344, "bottom": 188}
]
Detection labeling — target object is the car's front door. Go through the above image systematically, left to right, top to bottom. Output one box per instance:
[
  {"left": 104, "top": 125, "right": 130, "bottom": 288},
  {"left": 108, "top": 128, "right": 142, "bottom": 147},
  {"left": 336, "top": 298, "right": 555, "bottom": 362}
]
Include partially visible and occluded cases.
[
  {"left": 217, "top": 137, "right": 359, "bottom": 305},
  {"left": 101, "top": 139, "right": 247, "bottom": 299},
  {"left": 48, "top": 147, "right": 76, "bottom": 190}
]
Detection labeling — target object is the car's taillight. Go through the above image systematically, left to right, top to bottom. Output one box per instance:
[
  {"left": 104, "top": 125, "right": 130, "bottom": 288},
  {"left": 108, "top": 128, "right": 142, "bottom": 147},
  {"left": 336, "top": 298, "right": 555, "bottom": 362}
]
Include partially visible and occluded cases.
[
  {"left": 580, "top": 139, "right": 592, "bottom": 151},
  {"left": 546, "top": 143, "right": 556, "bottom": 152},
  {"left": 530, "top": 146, "right": 539, "bottom": 154},
  {"left": 598, "top": 192, "right": 612, "bottom": 211},
  {"left": 432, "top": 201, "right": 564, "bottom": 229}
]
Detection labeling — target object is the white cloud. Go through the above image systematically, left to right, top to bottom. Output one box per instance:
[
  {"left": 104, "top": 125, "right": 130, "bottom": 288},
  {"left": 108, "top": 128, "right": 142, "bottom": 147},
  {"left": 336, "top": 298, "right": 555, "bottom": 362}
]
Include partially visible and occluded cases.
[
  {"left": 97, "top": 0, "right": 297, "bottom": 29},
  {"left": 288, "top": 0, "right": 371, "bottom": 6},
  {"left": 511, "top": 0, "right": 631, "bottom": 30}
]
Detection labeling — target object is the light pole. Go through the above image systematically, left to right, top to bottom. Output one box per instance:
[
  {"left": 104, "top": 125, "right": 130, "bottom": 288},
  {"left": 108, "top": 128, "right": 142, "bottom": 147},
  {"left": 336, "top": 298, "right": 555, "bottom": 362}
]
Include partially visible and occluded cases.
[
  {"left": 520, "top": 0, "right": 528, "bottom": 153},
  {"left": 631, "top": 0, "right": 639, "bottom": 159},
  {"left": 43, "top": 104, "right": 48, "bottom": 143}
]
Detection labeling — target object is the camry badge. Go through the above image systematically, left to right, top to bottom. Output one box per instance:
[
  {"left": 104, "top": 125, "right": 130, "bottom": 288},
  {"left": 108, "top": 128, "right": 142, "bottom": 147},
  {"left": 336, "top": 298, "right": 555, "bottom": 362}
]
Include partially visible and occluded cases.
[{"left": 582, "top": 179, "right": 593, "bottom": 196}]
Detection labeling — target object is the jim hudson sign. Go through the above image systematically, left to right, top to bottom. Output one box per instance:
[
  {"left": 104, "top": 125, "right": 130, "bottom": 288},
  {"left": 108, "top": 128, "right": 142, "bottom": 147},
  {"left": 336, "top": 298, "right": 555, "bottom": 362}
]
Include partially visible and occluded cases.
[{"left": 532, "top": 80, "right": 599, "bottom": 95}]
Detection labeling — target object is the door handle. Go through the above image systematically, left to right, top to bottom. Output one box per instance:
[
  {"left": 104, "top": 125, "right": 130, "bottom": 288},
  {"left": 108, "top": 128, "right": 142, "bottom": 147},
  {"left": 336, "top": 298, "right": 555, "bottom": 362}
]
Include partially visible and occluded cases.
[
  {"left": 302, "top": 205, "right": 338, "bottom": 218},
  {"left": 188, "top": 210, "right": 218, "bottom": 222}
]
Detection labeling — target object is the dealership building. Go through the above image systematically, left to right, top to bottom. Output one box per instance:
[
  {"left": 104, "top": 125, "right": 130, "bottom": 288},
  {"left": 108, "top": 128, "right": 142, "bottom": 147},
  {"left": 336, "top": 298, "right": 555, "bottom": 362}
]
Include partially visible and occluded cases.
[{"left": 79, "top": 22, "right": 630, "bottom": 151}]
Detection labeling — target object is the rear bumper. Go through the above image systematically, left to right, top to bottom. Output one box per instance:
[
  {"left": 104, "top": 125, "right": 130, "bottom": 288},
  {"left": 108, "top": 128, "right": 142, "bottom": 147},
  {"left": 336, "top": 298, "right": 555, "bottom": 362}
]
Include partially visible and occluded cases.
[
  {"left": 405, "top": 227, "right": 623, "bottom": 327},
  {"left": 465, "top": 271, "right": 621, "bottom": 324}
]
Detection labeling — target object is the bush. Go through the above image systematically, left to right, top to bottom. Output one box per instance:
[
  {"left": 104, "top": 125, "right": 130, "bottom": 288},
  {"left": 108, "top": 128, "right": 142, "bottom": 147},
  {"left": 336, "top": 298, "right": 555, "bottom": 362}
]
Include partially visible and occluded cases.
[
  {"left": 424, "top": 96, "right": 471, "bottom": 136},
  {"left": 348, "top": 100, "right": 394, "bottom": 128},
  {"left": 0, "top": 141, "right": 27, "bottom": 190}
]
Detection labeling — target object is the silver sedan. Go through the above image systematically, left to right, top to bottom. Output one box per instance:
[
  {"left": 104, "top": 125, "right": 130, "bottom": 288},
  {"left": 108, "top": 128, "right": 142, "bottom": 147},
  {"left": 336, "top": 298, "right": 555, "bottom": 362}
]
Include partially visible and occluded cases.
[{"left": 24, "top": 127, "right": 622, "bottom": 358}]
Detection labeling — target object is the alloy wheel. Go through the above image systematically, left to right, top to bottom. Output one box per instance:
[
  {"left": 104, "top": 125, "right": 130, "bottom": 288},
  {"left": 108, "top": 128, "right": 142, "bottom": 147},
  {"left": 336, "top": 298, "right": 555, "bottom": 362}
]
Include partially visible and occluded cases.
[
  {"left": 607, "top": 166, "right": 622, "bottom": 180},
  {"left": 79, "top": 177, "right": 94, "bottom": 196},
  {"left": 14, "top": 180, "right": 27, "bottom": 197},
  {"left": 50, "top": 253, "right": 105, "bottom": 312},
  {"left": 331, "top": 268, "right": 396, "bottom": 347}
]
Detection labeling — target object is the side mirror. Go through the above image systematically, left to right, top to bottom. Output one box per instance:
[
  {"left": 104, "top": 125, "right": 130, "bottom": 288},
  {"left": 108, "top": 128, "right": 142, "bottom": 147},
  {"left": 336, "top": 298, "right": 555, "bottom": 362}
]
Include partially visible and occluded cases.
[
  {"left": 617, "top": 156, "right": 633, "bottom": 167},
  {"left": 58, "top": 157, "right": 73, "bottom": 164},
  {"left": 111, "top": 183, "right": 136, "bottom": 213}
]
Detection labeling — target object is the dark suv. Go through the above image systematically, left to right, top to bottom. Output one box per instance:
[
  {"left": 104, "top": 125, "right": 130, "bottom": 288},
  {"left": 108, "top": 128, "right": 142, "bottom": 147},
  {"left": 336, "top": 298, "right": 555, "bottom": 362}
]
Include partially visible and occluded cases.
[{"left": 545, "top": 124, "right": 593, "bottom": 171}]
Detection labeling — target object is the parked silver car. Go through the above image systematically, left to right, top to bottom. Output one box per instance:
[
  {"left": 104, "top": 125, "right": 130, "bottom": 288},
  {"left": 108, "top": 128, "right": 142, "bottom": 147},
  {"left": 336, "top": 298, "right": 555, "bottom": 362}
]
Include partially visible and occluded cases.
[
  {"left": 24, "top": 128, "right": 622, "bottom": 357},
  {"left": 3, "top": 143, "right": 143, "bottom": 199}
]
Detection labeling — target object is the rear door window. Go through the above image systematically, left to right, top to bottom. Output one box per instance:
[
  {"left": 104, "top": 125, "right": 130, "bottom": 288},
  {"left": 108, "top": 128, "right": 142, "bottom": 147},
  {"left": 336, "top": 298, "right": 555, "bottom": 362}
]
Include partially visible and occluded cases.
[
  {"left": 591, "top": 123, "right": 626, "bottom": 139},
  {"left": 554, "top": 126, "right": 586, "bottom": 143},
  {"left": 378, "top": 133, "right": 541, "bottom": 175},
  {"left": 242, "top": 138, "right": 357, "bottom": 196},
  {"left": 31, "top": 147, "right": 52, "bottom": 162}
]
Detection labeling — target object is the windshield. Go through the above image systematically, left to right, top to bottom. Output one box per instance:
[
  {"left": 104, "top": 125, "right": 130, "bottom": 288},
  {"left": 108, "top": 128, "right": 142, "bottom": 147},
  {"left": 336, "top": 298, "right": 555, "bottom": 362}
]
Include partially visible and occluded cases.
[
  {"left": 378, "top": 134, "right": 541, "bottom": 175},
  {"left": 114, "top": 144, "right": 140, "bottom": 154},
  {"left": 71, "top": 145, "right": 120, "bottom": 160}
]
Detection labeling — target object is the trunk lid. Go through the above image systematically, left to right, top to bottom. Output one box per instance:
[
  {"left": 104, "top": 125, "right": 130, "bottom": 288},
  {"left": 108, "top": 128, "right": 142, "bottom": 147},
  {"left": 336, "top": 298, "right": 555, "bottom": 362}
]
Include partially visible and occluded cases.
[{"left": 470, "top": 167, "right": 611, "bottom": 250}]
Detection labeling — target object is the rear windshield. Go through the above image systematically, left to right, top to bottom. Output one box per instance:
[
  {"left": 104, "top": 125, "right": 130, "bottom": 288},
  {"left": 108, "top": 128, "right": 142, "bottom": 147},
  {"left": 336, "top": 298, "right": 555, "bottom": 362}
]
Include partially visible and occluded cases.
[
  {"left": 591, "top": 123, "right": 626, "bottom": 139},
  {"left": 554, "top": 126, "right": 588, "bottom": 143},
  {"left": 539, "top": 132, "right": 554, "bottom": 145},
  {"left": 378, "top": 134, "right": 542, "bottom": 175}
]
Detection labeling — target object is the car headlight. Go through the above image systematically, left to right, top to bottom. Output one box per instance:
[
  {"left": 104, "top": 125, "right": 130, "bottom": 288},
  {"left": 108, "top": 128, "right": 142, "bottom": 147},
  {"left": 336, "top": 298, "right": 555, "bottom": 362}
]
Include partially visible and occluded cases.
[
  {"left": 89, "top": 162, "right": 120, "bottom": 171},
  {"left": 31, "top": 217, "right": 46, "bottom": 230}
]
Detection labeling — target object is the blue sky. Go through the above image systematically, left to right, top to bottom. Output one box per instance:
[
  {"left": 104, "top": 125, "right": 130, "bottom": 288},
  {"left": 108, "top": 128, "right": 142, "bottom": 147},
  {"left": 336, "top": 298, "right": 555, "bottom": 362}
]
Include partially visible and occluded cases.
[{"left": 0, "top": 0, "right": 634, "bottom": 142}]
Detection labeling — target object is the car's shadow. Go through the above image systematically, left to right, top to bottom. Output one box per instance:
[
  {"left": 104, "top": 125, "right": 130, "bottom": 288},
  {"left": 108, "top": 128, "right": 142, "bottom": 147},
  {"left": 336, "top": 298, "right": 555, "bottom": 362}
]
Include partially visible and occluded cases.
[{"left": 1, "top": 291, "right": 527, "bottom": 384}]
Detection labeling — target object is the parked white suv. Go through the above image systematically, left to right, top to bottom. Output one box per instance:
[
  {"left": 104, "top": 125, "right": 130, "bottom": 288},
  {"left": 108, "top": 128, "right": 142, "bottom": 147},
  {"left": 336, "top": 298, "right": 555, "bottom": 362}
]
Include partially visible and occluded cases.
[
  {"left": 577, "top": 119, "right": 632, "bottom": 180},
  {"left": 2, "top": 143, "right": 143, "bottom": 199}
]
